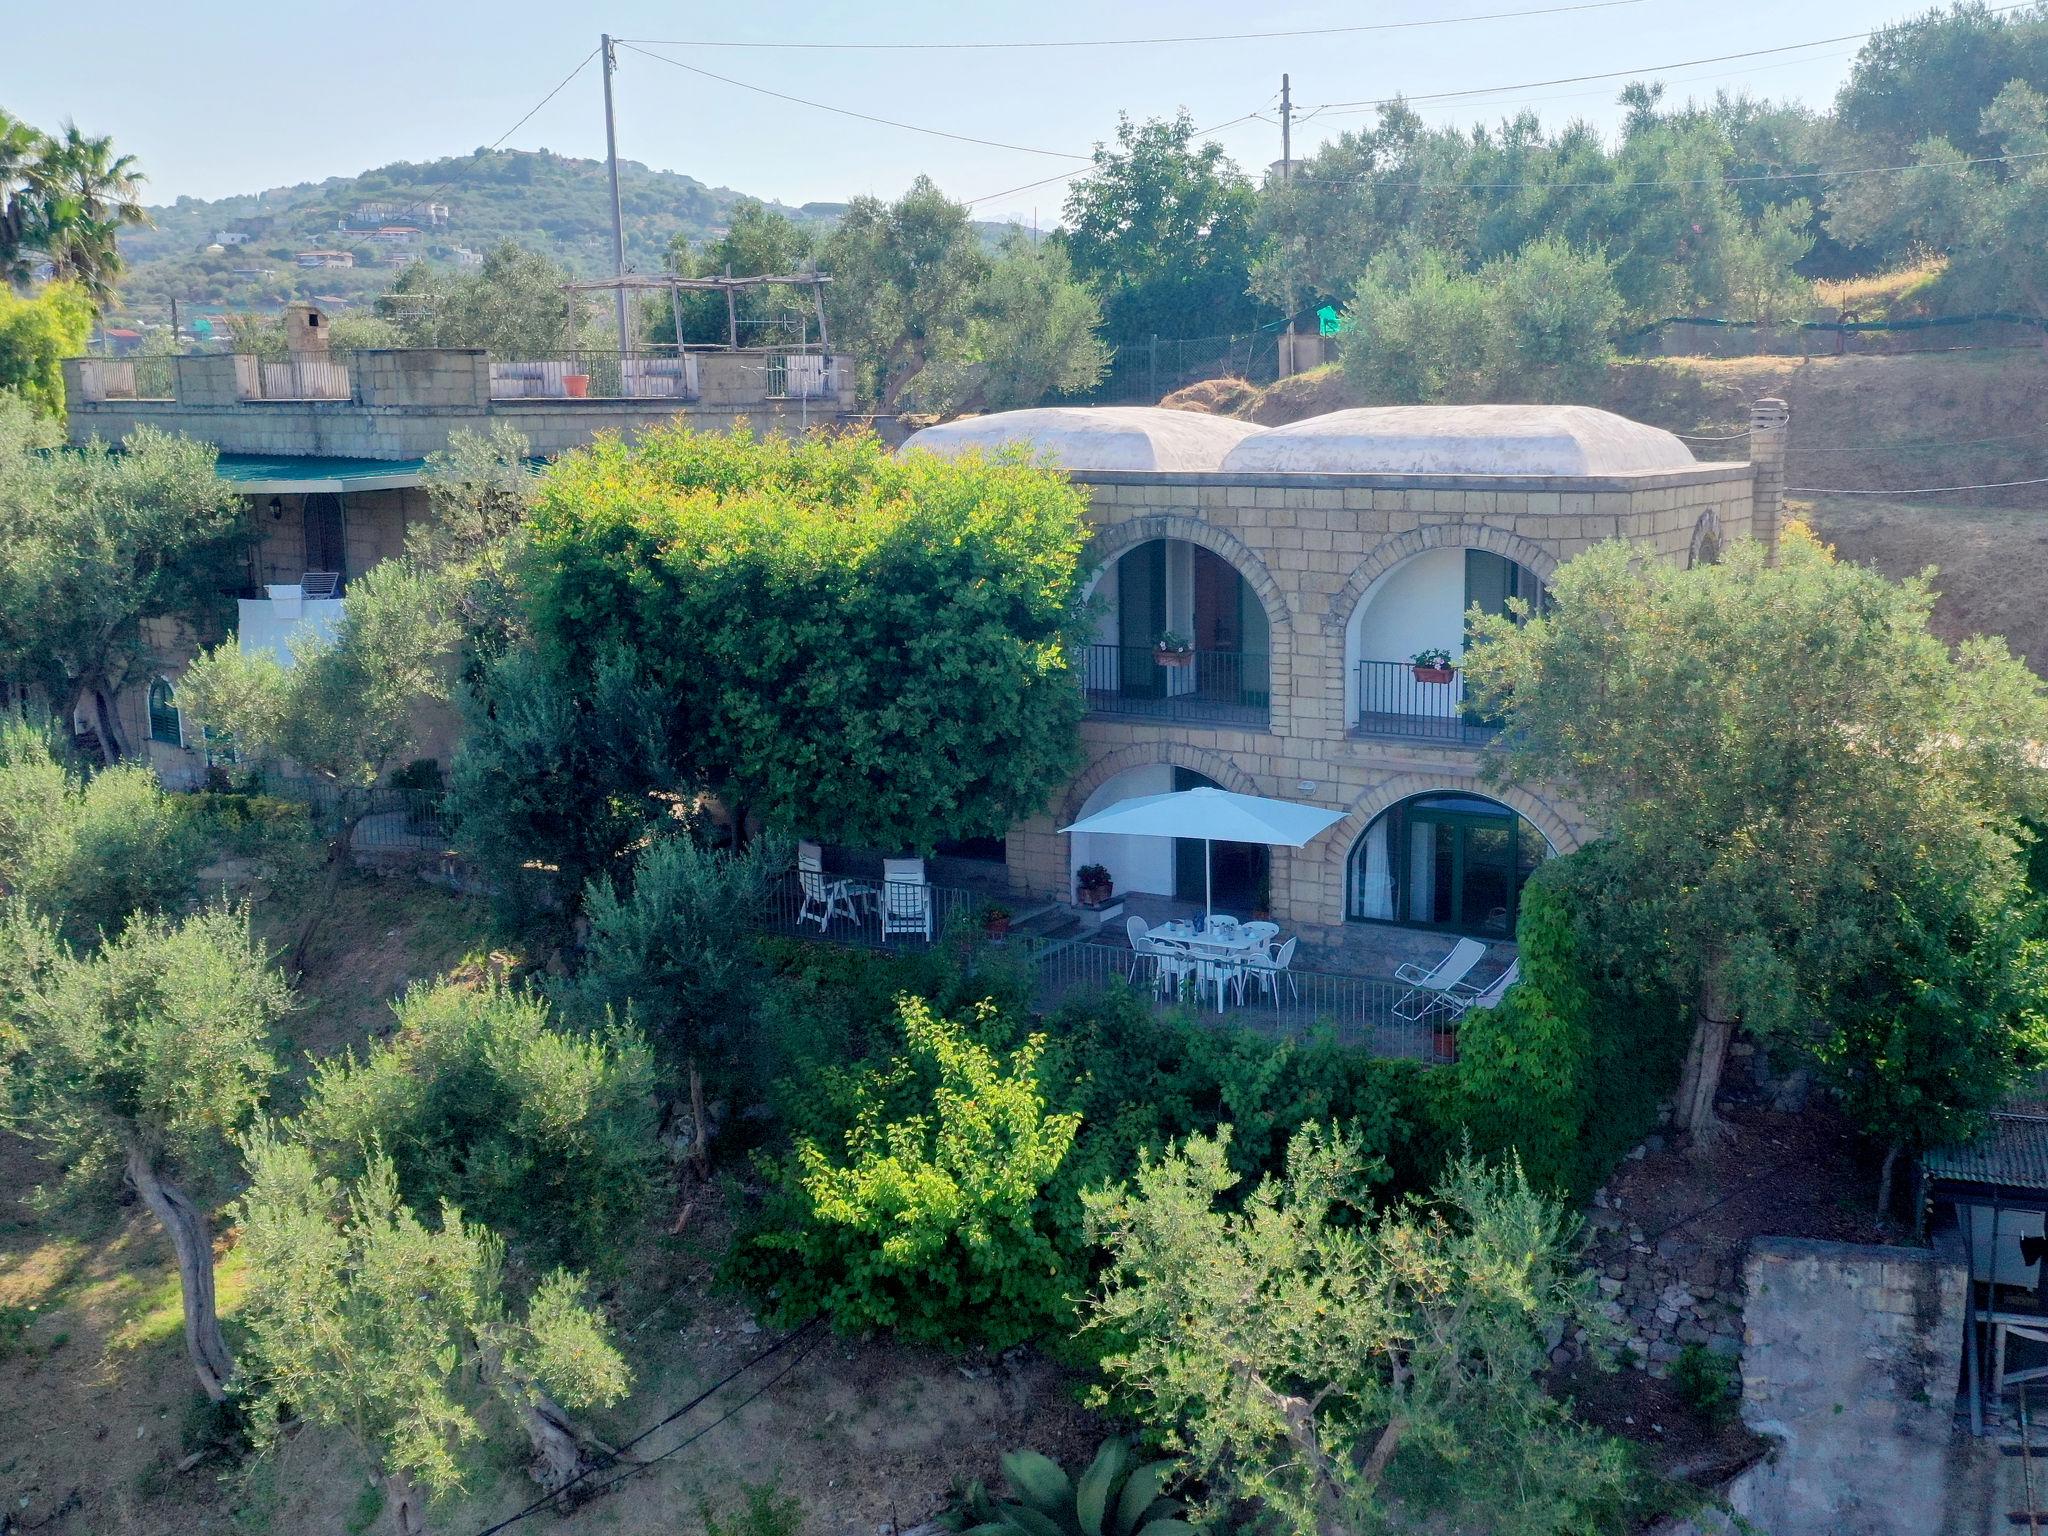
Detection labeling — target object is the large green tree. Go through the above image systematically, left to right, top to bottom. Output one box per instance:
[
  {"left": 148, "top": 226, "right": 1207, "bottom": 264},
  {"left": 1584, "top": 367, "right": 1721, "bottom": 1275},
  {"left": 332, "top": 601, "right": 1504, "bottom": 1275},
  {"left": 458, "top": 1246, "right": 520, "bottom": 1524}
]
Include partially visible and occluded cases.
[
  {"left": 1059, "top": 112, "right": 1263, "bottom": 347},
  {"left": 647, "top": 196, "right": 819, "bottom": 348},
  {"left": 379, "top": 240, "right": 581, "bottom": 357},
  {"left": 0, "top": 279, "right": 93, "bottom": 416},
  {"left": 0, "top": 396, "right": 250, "bottom": 759},
  {"left": 521, "top": 423, "right": 1090, "bottom": 854},
  {"left": 1463, "top": 528, "right": 2048, "bottom": 1145},
  {"left": 178, "top": 560, "right": 457, "bottom": 968},
  {"left": 2, "top": 903, "right": 290, "bottom": 1399},
  {"left": 1086, "top": 1129, "right": 1630, "bottom": 1536}
]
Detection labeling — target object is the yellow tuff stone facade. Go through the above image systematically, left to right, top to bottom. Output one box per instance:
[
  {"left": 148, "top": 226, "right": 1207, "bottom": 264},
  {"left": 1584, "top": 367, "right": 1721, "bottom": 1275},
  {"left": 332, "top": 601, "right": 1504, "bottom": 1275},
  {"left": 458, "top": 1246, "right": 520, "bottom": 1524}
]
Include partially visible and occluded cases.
[{"left": 1003, "top": 405, "right": 1785, "bottom": 931}]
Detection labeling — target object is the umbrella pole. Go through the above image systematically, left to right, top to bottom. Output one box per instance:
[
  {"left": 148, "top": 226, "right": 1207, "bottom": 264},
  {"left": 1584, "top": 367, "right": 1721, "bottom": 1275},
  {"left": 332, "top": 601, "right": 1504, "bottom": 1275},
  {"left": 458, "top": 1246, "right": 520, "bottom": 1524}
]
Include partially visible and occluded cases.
[{"left": 1205, "top": 839, "right": 1213, "bottom": 921}]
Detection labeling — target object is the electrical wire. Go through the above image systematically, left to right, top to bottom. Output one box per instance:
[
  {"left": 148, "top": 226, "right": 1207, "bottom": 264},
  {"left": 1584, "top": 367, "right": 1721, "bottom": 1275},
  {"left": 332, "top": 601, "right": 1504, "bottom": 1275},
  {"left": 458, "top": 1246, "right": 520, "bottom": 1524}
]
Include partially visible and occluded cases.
[
  {"left": 618, "top": 0, "right": 1655, "bottom": 53},
  {"left": 1301, "top": 6, "right": 2033, "bottom": 117},
  {"left": 617, "top": 42, "right": 1089, "bottom": 160},
  {"left": 337, "top": 46, "right": 601, "bottom": 259},
  {"left": 964, "top": 111, "right": 1272, "bottom": 207},
  {"left": 1787, "top": 476, "right": 2048, "bottom": 496},
  {"left": 468, "top": 1324, "right": 826, "bottom": 1536}
]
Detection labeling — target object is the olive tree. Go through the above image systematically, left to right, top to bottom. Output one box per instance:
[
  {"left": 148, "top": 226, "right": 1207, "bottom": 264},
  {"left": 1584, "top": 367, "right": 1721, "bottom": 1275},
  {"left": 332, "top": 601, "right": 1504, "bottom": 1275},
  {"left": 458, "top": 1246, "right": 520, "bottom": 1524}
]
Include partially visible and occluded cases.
[
  {"left": 0, "top": 398, "right": 249, "bottom": 760},
  {"left": 522, "top": 423, "right": 1090, "bottom": 855},
  {"left": 1463, "top": 528, "right": 2048, "bottom": 1145},
  {"left": 179, "top": 560, "right": 457, "bottom": 968},
  {"left": 2, "top": 902, "right": 289, "bottom": 1399},
  {"left": 1085, "top": 1128, "right": 1629, "bottom": 1536},
  {"left": 235, "top": 1137, "right": 631, "bottom": 1534}
]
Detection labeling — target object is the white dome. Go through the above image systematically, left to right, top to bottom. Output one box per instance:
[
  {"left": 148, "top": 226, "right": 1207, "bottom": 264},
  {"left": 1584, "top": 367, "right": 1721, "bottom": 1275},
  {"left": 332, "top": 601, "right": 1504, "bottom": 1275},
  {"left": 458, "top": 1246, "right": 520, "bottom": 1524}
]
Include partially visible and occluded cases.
[
  {"left": 1220, "top": 404, "right": 1697, "bottom": 477},
  {"left": 903, "top": 406, "right": 1262, "bottom": 473}
]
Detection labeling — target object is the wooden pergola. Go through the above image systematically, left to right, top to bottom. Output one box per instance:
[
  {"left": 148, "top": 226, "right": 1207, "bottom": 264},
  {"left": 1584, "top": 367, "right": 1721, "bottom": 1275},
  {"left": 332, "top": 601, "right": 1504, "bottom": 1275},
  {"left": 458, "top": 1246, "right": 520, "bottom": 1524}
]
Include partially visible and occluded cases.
[{"left": 558, "top": 271, "right": 832, "bottom": 353}]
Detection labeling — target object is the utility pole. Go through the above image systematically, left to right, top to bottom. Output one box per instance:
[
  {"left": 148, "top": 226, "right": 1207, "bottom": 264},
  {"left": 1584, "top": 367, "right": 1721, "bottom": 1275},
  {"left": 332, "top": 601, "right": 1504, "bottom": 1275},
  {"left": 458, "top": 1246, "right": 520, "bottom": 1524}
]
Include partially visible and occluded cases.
[
  {"left": 601, "top": 34, "right": 630, "bottom": 367},
  {"left": 1280, "top": 73, "right": 1293, "bottom": 181},
  {"left": 169, "top": 296, "right": 179, "bottom": 349}
]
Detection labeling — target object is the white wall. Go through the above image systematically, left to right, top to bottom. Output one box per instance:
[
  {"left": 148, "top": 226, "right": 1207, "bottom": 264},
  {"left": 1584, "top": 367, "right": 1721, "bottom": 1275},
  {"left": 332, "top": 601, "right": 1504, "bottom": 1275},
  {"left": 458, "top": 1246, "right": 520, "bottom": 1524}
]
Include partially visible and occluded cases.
[
  {"left": 1352, "top": 547, "right": 1467, "bottom": 664},
  {"left": 238, "top": 594, "right": 345, "bottom": 667},
  {"left": 1070, "top": 762, "right": 1177, "bottom": 897}
]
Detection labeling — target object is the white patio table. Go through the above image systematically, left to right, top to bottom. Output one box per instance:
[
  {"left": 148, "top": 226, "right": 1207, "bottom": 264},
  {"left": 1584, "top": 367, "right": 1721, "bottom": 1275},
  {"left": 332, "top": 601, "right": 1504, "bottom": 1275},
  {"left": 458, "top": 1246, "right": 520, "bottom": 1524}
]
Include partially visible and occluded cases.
[{"left": 1149, "top": 919, "right": 1273, "bottom": 1010}]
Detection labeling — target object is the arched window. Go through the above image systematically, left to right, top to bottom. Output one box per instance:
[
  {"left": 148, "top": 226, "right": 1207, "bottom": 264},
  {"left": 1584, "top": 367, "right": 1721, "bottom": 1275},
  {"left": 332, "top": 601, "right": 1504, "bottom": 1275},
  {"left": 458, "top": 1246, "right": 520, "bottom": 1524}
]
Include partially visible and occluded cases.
[
  {"left": 1689, "top": 511, "right": 1724, "bottom": 568},
  {"left": 147, "top": 677, "right": 182, "bottom": 747},
  {"left": 1348, "top": 792, "right": 1550, "bottom": 939}
]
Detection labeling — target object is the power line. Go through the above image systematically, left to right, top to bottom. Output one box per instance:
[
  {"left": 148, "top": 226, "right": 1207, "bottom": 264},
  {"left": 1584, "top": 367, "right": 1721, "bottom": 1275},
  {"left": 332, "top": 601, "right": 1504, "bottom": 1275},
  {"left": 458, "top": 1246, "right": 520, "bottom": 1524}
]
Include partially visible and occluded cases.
[
  {"left": 618, "top": 0, "right": 1655, "bottom": 53},
  {"left": 1301, "top": 6, "right": 2033, "bottom": 117},
  {"left": 617, "top": 42, "right": 1089, "bottom": 160},
  {"left": 336, "top": 46, "right": 601, "bottom": 261},
  {"left": 964, "top": 110, "right": 1271, "bottom": 207},
  {"left": 1788, "top": 476, "right": 2048, "bottom": 496},
  {"left": 467, "top": 1319, "right": 821, "bottom": 1536}
]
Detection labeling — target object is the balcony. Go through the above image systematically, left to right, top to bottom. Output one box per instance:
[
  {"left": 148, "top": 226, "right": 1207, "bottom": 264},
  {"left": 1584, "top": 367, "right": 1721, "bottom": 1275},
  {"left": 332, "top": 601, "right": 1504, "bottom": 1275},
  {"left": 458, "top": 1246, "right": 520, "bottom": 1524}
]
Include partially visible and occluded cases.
[
  {"left": 238, "top": 583, "right": 344, "bottom": 667},
  {"left": 1084, "top": 644, "right": 1270, "bottom": 727},
  {"left": 1352, "top": 659, "right": 1504, "bottom": 747}
]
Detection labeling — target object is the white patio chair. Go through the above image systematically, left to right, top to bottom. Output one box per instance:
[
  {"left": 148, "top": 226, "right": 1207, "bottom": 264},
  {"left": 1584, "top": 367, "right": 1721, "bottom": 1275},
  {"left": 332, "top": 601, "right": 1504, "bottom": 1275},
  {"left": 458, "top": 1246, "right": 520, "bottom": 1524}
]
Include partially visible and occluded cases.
[
  {"left": 797, "top": 841, "right": 865, "bottom": 931},
  {"left": 881, "top": 857, "right": 932, "bottom": 942},
  {"left": 1125, "top": 916, "right": 1155, "bottom": 980},
  {"left": 1145, "top": 936, "right": 1196, "bottom": 1001},
  {"left": 1239, "top": 936, "right": 1299, "bottom": 1005},
  {"left": 1392, "top": 938, "right": 1488, "bottom": 1023}
]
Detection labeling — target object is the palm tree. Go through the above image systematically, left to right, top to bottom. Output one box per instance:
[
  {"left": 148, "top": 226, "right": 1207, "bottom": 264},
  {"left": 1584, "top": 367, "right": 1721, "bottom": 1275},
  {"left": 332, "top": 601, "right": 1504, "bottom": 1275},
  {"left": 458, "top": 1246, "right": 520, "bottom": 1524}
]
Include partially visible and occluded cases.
[
  {"left": 0, "top": 109, "right": 54, "bottom": 286},
  {"left": 32, "top": 123, "right": 149, "bottom": 306}
]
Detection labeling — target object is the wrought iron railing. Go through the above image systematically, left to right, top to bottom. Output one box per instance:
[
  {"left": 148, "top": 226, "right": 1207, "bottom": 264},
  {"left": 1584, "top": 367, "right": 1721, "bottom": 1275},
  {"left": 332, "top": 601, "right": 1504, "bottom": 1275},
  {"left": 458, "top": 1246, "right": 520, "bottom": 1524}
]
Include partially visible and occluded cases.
[
  {"left": 132, "top": 356, "right": 176, "bottom": 400},
  {"left": 1084, "top": 644, "right": 1270, "bottom": 726},
  {"left": 1353, "top": 659, "right": 1504, "bottom": 745},
  {"left": 759, "top": 870, "right": 991, "bottom": 949}
]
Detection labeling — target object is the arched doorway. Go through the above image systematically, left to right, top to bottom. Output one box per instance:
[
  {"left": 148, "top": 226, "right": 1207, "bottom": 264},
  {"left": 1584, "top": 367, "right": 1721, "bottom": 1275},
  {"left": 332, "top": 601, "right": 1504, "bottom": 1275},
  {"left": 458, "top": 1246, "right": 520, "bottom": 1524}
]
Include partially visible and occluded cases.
[
  {"left": 1084, "top": 538, "right": 1271, "bottom": 725},
  {"left": 1072, "top": 764, "right": 1271, "bottom": 913},
  {"left": 1347, "top": 791, "right": 1551, "bottom": 940}
]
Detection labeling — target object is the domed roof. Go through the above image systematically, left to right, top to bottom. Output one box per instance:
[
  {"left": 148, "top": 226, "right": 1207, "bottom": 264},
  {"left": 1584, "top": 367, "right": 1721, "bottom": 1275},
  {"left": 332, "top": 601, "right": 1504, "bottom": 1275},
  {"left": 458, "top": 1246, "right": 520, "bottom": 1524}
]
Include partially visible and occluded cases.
[
  {"left": 1219, "top": 404, "right": 1697, "bottom": 477},
  {"left": 903, "top": 406, "right": 1262, "bottom": 473}
]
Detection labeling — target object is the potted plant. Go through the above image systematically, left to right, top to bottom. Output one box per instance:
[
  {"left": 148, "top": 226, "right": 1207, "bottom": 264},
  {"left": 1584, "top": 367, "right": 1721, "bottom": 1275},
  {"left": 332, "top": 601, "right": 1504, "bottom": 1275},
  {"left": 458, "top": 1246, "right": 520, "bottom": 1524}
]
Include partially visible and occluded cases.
[
  {"left": 563, "top": 372, "right": 591, "bottom": 398},
  {"left": 1154, "top": 631, "right": 1195, "bottom": 668},
  {"left": 1411, "top": 647, "right": 1455, "bottom": 684},
  {"left": 1076, "top": 863, "right": 1114, "bottom": 907},
  {"left": 980, "top": 902, "right": 1013, "bottom": 940},
  {"left": 1432, "top": 1017, "right": 1460, "bottom": 1062}
]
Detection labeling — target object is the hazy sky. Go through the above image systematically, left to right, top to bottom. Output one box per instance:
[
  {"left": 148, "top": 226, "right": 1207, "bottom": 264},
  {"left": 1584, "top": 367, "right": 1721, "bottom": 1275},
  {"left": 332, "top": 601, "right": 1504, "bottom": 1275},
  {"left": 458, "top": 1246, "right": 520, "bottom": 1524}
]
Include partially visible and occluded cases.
[{"left": 13, "top": 0, "right": 1901, "bottom": 225}]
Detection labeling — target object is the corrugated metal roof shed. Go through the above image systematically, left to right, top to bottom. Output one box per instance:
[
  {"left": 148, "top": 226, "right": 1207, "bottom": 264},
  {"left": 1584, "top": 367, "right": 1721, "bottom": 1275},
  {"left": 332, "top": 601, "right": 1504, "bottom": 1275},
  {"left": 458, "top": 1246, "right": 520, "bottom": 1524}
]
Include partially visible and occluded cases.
[{"left": 1924, "top": 1113, "right": 2048, "bottom": 1192}]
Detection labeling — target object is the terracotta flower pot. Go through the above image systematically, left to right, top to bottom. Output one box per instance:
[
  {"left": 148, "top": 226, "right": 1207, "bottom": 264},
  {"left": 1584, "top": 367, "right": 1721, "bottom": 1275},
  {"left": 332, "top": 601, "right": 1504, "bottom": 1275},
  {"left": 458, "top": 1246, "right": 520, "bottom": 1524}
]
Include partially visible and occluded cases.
[
  {"left": 563, "top": 373, "right": 591, "bottom": 398},
  {"left": 1155, "top": 648, "right": 1194, "bottom": 668},
  {"left": 1412, "top": 664, "right": 1455, "bottom": 684},
  {"left": 1079, "top": 882, "right": 1113, "bottom": 908},
  {"left": 986, "top": 915, "right": 1012, "bottom": 939}
]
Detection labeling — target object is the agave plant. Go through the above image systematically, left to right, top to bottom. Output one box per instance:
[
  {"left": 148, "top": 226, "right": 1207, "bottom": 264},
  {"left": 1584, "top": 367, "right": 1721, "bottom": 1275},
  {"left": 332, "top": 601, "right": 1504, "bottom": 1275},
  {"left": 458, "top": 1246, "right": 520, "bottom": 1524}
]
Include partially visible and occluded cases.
[{"left": 948, "top": 1440, "right": 1193, "bottom": 1536}]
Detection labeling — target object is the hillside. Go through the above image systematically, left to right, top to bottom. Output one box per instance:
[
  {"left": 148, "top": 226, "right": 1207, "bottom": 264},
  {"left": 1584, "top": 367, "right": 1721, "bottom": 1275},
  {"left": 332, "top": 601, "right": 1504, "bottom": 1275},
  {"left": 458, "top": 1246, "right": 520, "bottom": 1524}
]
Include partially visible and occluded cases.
[
  {"left": 113, "top": 147, "right": 844, "bottom": 316},
  {"left": 1167, "top": 350, "right": 2048, "bottom": 670}
]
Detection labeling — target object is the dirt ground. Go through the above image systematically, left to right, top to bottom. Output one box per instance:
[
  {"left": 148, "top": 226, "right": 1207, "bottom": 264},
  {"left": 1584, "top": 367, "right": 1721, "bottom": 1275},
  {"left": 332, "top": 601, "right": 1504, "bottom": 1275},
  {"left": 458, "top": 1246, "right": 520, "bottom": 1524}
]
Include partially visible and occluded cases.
[{"left": 0, "top": 871, "right": 1101, "bottom": 1536}]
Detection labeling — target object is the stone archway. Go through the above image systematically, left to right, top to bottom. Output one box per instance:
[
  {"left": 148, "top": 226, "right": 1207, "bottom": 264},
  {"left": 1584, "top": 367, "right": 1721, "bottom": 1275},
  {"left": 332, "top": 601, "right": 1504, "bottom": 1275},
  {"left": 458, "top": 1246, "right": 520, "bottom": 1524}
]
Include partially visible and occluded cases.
[
  {"left": 1689, "top": 509, "right": 1724, "bottom": 567},
  {"left": 1319, "top": 522, "right": 1563, "bottom": 729},
  {"left": 1059, "top": 738, "right": 1263, "bottom": 826},
  {"left": 1316, "top": 772, "right": 1582, "bottom": 901}
]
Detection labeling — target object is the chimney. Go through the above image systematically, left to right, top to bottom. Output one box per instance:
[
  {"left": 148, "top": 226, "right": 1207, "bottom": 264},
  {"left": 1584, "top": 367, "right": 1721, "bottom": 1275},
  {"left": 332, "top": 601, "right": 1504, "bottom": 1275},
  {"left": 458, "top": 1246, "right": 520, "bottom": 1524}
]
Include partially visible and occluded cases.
[
  {"left": 283, "top": 302, "right": 330, "bottom": 356},
  {"left": 1749, "top": 397, "right": 1790, "bottom": 559}
]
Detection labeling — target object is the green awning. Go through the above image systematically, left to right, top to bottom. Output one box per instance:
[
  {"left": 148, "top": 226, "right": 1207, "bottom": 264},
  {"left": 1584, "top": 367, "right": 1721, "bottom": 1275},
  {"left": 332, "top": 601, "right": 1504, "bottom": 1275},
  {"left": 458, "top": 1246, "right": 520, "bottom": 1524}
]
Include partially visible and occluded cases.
[
  {"left": 214, "top": 454, "right": 429, "bottom": 494},
  {"left": 1925, "top": 1112, "right": 2048, "bottom": 1193}
]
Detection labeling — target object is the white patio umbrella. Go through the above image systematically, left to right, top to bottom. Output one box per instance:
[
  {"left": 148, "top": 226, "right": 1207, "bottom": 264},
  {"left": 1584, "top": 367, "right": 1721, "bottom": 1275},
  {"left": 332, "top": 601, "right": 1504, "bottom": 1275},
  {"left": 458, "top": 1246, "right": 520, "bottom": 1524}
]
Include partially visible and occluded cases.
[{"left": 1060, "top": 786, "right": 1346, "bottom": 919}]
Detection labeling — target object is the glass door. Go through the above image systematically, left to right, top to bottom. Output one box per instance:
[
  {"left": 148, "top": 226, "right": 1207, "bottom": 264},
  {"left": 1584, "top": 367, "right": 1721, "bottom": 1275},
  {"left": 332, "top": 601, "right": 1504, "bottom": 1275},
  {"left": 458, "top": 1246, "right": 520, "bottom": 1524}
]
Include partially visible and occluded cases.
[{"left": 1117, "top": 541, "right": 1167, "bottom": 699}]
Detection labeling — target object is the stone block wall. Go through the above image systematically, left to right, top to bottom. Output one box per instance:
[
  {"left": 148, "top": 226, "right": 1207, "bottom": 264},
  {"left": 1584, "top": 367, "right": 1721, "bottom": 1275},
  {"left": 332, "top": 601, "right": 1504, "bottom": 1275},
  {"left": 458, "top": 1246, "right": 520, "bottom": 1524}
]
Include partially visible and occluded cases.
[
  {"left": 354, "top": 348, "right": 488, "bottom": 408},
  {"left": 1004, "top": 462, "right": 1752, "bottom": 923},
  {"left": 1584, "top": 1191, "right": 1746, "bottom": 1373},
  {"left": 1727, "top": 1236, "right": 1966, "bottom": 1536}
]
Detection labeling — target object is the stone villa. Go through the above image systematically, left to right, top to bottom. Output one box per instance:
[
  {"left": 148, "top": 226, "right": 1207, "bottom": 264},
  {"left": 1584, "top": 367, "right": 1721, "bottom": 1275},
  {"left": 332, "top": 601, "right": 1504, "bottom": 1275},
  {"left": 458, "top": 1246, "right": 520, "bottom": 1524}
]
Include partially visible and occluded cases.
[{"left": 908, "top": 399, "right": 1787, "bottom": 953}]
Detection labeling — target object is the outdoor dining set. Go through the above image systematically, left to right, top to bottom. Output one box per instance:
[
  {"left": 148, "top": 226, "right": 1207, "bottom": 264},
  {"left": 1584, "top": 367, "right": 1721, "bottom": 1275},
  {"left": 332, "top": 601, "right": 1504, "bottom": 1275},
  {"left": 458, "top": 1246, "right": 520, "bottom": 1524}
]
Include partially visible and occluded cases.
[{"left": 1125, "top": 914, "right": 1299, "bottom": 1011}]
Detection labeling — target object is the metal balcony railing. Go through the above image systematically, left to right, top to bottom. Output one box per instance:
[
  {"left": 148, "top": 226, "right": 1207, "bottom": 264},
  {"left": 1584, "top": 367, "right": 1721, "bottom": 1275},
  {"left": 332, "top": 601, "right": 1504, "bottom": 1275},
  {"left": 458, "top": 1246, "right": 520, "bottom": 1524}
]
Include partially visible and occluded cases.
[
  {"left": 488, "top": 350, "right": 701, "bottom": 402},
  {"left": 1084, "top": 644, "right": 1270, "bottom": 727},
  {"left": 1353, "top": 659, "right": 1505, "bottom": 745}
]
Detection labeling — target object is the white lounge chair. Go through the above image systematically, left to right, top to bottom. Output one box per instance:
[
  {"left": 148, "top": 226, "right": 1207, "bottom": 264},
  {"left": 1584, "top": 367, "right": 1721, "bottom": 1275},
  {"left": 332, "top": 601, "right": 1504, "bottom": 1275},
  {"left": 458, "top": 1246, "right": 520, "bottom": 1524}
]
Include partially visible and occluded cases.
[
  {"left": 797, "top": 841, "right": 866, "bottom": 931},
  {"left": 881, "top": 857, "right": 932, "bottom": 942},
  {"left": 1392, "top": 938, "right": 1488, "bottom": 1022},
  {"left": 1449, "top": 959, "right": 1520, "bottom": 1015}
]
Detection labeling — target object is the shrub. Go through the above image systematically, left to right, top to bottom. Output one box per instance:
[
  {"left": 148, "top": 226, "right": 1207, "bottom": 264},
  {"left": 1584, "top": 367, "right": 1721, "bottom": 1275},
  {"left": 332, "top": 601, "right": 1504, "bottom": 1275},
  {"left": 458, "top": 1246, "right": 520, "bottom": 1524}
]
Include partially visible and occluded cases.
[
  {"left": 291, "top": 979, "right": 663, "bottom": 1272},
  {"left": 733, "top": 995, "right": 1081, "bottom": 1347},
  {"left": 1669, "top": 1342, "right": 1739, "bottom": 1427},
  {"left": 945, "top": 1441, "right": 1187, "bottom": 1536}
]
